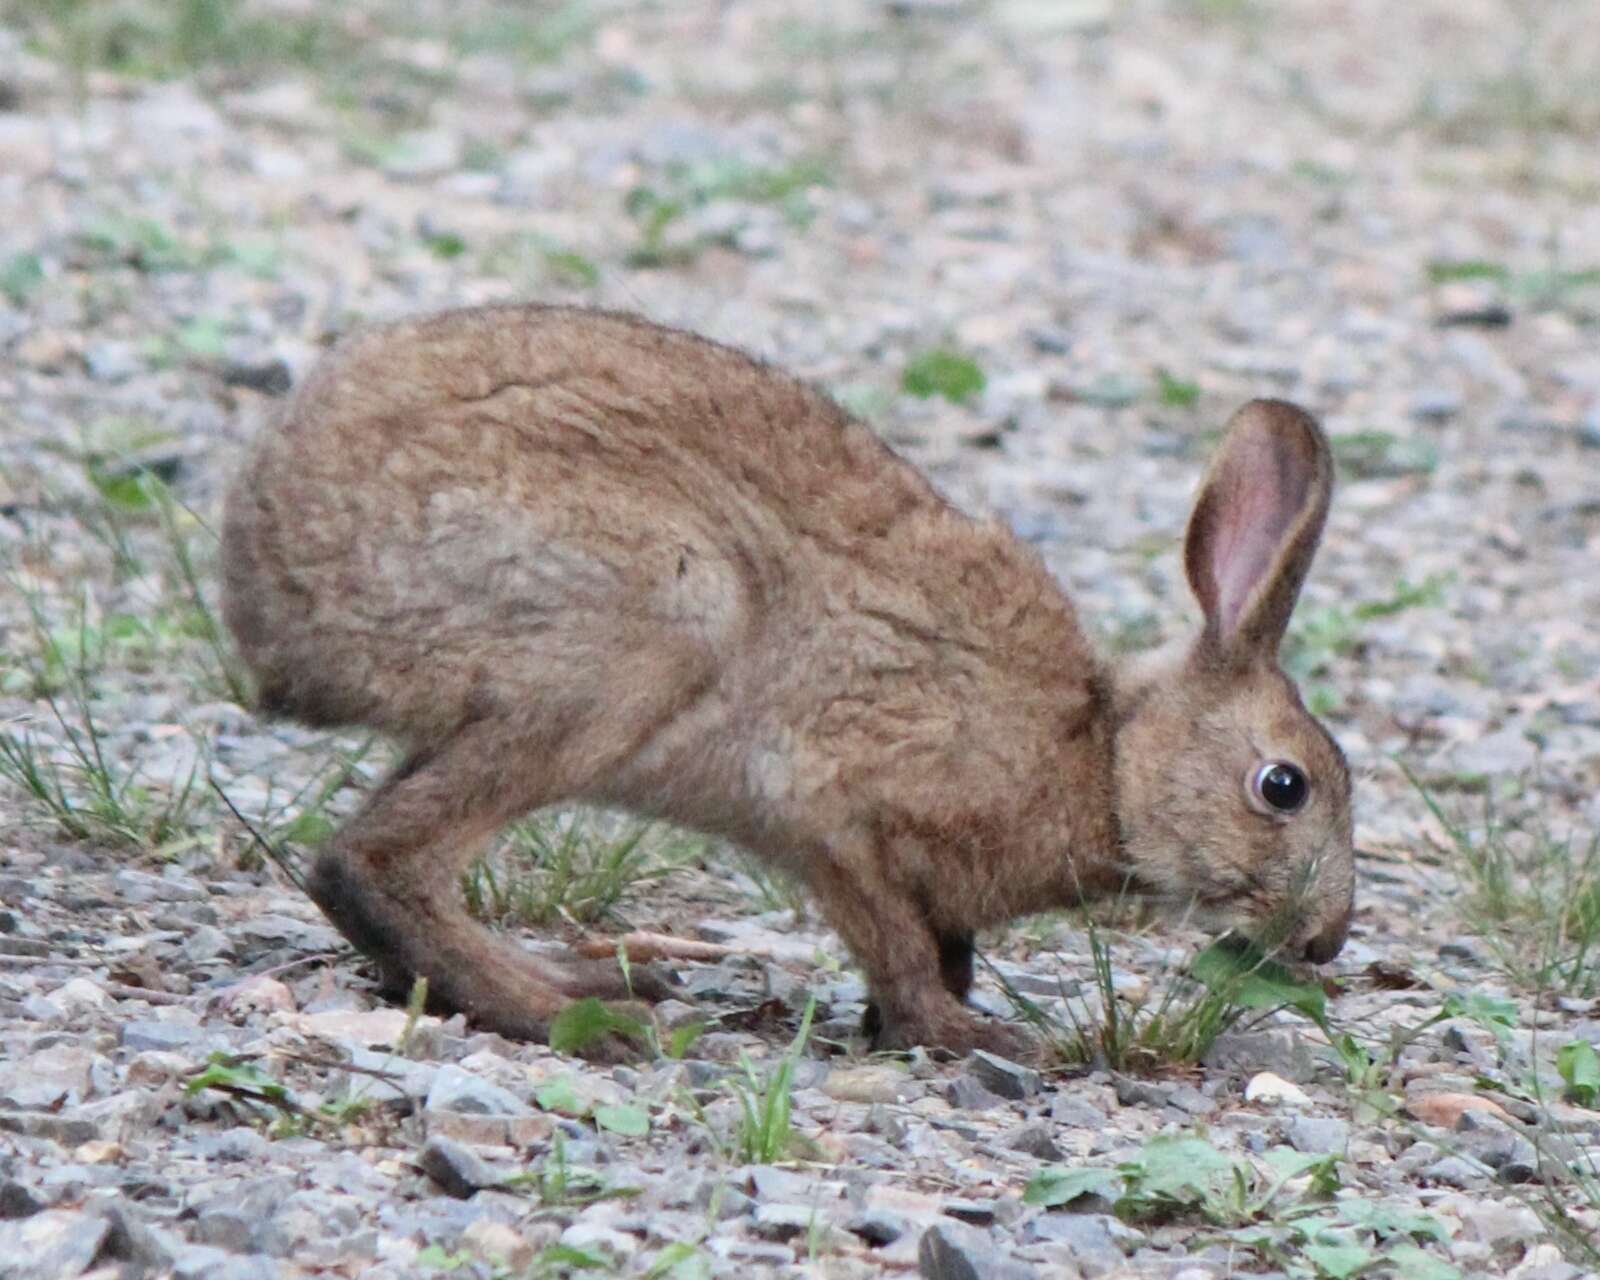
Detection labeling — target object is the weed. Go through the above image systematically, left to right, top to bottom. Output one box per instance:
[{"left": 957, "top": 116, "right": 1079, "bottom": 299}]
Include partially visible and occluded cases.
[
  {"left": 10, "top": 0, "right": 348, "bottom": 83},
  {"left": 622, "top": 154, "right": 832, "bottom": 265},
  {"left": 424, "top": 231, "right": 468, "bottom": 261},
  {"left": 0, "top": 252, "right": 45, "bottom": 307},
  {"left": 901, "top": 349, "right": 986, "bottom": 405},
  {"left": 1154, "top": 368, "right": 1201, "bottom": 409},
  {"left": 1327, "top": 430, "right": 1441, "bottom": 479},
  {"left": 1283, "top": 574, "right": 1449, "bottom": 685},
  {"left": 1414, "top": 772, "right": 1600, "bottom": 995},
  {"left": 462, "top": 811, "right": 687, "bottom": 928},
  {"left": 1008, "top": 931, "right": 1324, "bottom": 1074},
  {"left": 726, "top": 997, "right": 816, "bottom": 1163},
  {"left": 504, "top": 1131, "right": 643, "bottom": 1207},
  {"left": 1026, "top": 1131, "right": 1464, "bottom": 1275}
]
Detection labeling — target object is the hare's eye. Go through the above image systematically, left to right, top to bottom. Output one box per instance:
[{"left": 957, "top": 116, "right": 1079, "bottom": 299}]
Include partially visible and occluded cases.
[{"left": 1253, "top": 762, "right": 1308, "bottom": 814}]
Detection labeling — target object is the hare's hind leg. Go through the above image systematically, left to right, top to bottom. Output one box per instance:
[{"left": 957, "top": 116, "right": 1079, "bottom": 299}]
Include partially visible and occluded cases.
[{"left": 306, "top": 720, "right": 656, "bottom": 1048}]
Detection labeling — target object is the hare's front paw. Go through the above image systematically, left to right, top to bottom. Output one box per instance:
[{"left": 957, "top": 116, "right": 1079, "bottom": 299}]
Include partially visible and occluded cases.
[{"left": 871, "top": 1003, "right": 1039, "bottom": 1063}]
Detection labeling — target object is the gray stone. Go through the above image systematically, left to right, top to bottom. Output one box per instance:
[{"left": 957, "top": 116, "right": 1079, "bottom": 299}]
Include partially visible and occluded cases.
[
  {"left": 84, "top": 340, "right": 142, "bottom": 383},
  {"left": 222, "top": 358, "right": 293, "bottom": 396},
  {"left": 1409, "top": 387, "right": 1462, "bottom": 421},
  {"left": 183, "top": 925, "right": 235, "bottom": 964},
  {"left": 120, "top": 1021, "right": 209, "bottom": 1052},
  {"left": 1202, "top": 1030, "right": 1316, "bottom": 1083},
  {"left": 966, "top": 1050, "right": 1041, "bottom": 1100},
  {"left": 423, "top": 1065, "right": 529, "bottom": 1116},
  {"left": 945, "top": 1074, "right": 1008, "bottom": 1111},
  {"left": 1112, "top": 1075, "right": 1175, "bottom": 1108},
  {"left": 1048, "top": 1097, "right": 1110, "bottom": 1128},
  {"left": 1285, "top": 1117, "right": 1350, "bottom": 1154},
  {"left": 1002, "top": 1122, "right": 1064, "bottom": 1161},
  {"left": 190, "top": 1127, "right": 271, "bottom": 1162},
  {"left": 418, "top": 1135, "right": 499, "bottom": 1199},
  {"left": 1423, "top": 1154, "right": 1493, "bottom": 1187},
  {"left": 0, "top": 1181, "right": 44, "bottom": 1219},
  {"left": 943, "top": 1198, "right": 999, "bottom": 1226},
  {"left": 751, "top": 1203, "right": 819, "bottom": 1242},
  {"left": 195, "top": 1208, "right": 257, "bottom": 1253},
  {"left": 0, "top": 1209, "right": 110, "bottom": 1279},
  {"left": 847, "top": 1209, "right": 906, "bottom": 1246},
  {"left": 1024, "top": 1213, "right": 1140, "bottom": 1275},
  {"left": 918, "top": 1220, "right": 1037, "bottom": 1280},
  {"left": 170, "top": 1244, "right": 281, "bottom": 1280}
]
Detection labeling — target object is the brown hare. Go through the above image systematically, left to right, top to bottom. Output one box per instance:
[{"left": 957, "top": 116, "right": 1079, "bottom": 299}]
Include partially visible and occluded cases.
[{"left": 221, "top": 304, "right": 1354, "bottom": 1058}]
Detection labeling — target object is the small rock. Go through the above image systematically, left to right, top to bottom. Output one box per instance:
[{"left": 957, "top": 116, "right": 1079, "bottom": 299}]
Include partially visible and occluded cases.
[
  {"left": 83, "top": 340, "right": 143, "bottom": 383},
  {"left": 221, "top": 359, "right": 293, "bottom": 396},
  {"left": 1409, "top": 387, "right": 1462, "bottom": 421},
  {"left": 120, "top": 1021, "right": 208, "bottom": 1053},
  {"left": 1204, "top": 1031, "right": 1316, "bottom": 1082},
  {"left": 965, "top": 1050, "right": 1041, "bottom": 1100},
  {"left": 424, "top": 1065, "right": 529, "bottom": 1116},
  {"left": 823, "top": 1065, "right": 922, "bottom": 1104},
  {"left": 1244, "top": 1072, "right": 1312, "bottom": 1107},
  {"left": 945, "top": 1075, "right": 1008, "bottom": 1111},
  {"left": 1113, "top": 1075, "right": 1175, "bottom": 1108},
  {"left": 1405, "top": 1092, "right": 1512, "bottom": 1129},
  {"left": 1049, "top": 1096, "right": 1110, "bottom": 1128},
  {"left": 1285, "top": 1117, "right": 1350, "bottom": 1153},
  {"left": 1002, "top": 1121, "right": 1063, "bottom": 1161},
  {"left": 418, "top": 1135, "right": 499, "bottom": 1199},
  {"left": 1424, "top": 1154, "right": 1493, "bottom": 1187},
  {"left": 0, "top": 1181, "right": 45, "bottom": 1219},
  {"left": 942, "top": 1198, "right": 999, "bottom": 1226},
  {"left": 751, "top": 1203, "right": 820, "bottom": 1243},
  {"left": 0, "top": 1209, "right": 110, "bottom": 1279},
  {"left": 847, "top": 1209, "right": 906, "bottom": 1246},
  {"left": 918, "top": 1221, "right": 1037, "bottom": 1280}
]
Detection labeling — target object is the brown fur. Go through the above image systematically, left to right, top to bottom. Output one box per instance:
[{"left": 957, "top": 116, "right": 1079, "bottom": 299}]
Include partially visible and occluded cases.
[{"left": 221, "top": 304, "right": 1354, "bottom": 1057}]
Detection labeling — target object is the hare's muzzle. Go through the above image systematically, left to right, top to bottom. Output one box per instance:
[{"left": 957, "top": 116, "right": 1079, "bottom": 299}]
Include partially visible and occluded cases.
[{"left": 1299, "top": 909, "right": 1350, "bottom": 964}]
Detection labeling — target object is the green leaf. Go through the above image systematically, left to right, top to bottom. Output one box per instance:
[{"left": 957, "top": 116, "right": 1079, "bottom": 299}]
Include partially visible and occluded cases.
[
  {"left": 1, "top": 252, "right": 44, "bottom": 306},
  {"left": 177, "top": 316, "right": 228, "bottom": 358},
  {"left": 901, "top": 349, "right": 986, "bottom": 404},
  {"left": 1154, "top": 367, "right": 1200, "bottom": 408},
  {"left": 1190, "top": 939, "right": 1328, "bottom": 1023},
  {"left": 549, "top": 996, "right": 646, "bottom": 1055},
  {"left": 666, "top": 1021, "right": 707, "bottom": 1060},
  {"left": 1557, "top": 1040, "right": 1600, "bottom": 1106},
  {"left": 534, "top": 1075, "right": 589, "bottom": 1118},
  {"left": 594, "top": 1102, "right": 650, "bottom": 1137},
  {"left": 1117, "top": 1135, "right": 1241, "bottom": 1218},
  {"left": 1022, "top": 1165, "right": 1119, "bottom": 1207},
  {"left": 1331, "top": 1200, "right": 1449, "bottom": 1243},
  {"left": 1302, "top": 1235, "right": 1376, "bottom": 1279},
  {"left": 535, "top": 1243, "right": 611, "bottom": 1270},
  {"left": 644, "top": 1243, "right": 711, "bottom": 1280},
  {"left": 1387, "top": 1243, "right": 1462, "bottom": 1280},
  {"left": 414, "top": 1244, "right": 470, "bottom": 1271}
]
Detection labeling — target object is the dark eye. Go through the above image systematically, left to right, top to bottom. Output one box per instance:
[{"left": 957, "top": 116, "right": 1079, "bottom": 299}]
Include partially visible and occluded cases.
[{"left": 1253, "top": 762, "right": 1308, "bottom": 814}]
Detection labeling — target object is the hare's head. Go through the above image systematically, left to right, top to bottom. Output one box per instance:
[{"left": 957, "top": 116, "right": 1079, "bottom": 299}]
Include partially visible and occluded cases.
[{"left": 1110, "top": 400, "right": 1354, "bottom": 965}]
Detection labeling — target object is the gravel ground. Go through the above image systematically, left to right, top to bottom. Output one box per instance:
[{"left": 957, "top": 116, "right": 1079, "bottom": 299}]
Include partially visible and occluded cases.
[{"left": 2, "top": 1, "right": 1599, "bottom": 1277}]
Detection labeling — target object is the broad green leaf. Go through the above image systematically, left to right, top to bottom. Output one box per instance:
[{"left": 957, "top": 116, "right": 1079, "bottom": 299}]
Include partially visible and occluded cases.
[
  {"left": 901, "top": 349, "right": 986, "bottom": 404},
  {"left": 1190, "top": 940, "right": 1328, "bottom": 1022},
  {"left": 1441, "top": 992, "right": 1518, "bottom": 1034},
  {"left": 549, "top": 996, "right": 646, "bottom": 1055},
  {"left": 666, "top": 1021, "right": 707, "bottom": 1060},
  {"left": 1557, "top": 1040, "right": 1600, "bottom": 1107},
  {"left": 184, "top": 1054, "right": 289, "bottom": 1103},
  {"left": 534, "top": 1075, "right": 589, "bottom": 1117},
  {"left": 594, "top": 1103, "right": 650, "bottom": 1137},
  {"left": 1119, "top": 1135, "right": 1240, "bottom": 1215},
  {"left": 1023, "top": 1165, "right": 1119, "bottom": 1207},
  {"left": 1332, "top": 1200, "right": 1449, "bottom": 1243},
  {"left": 1301, "top": 1235, "right": 1375, "bottom": 1279},
  {"left": 535, "top": 1243, "right": 610, "bottom": 1270},
  {"left": 644, "top": 1243, "right": 710, "bottom": 1280}
]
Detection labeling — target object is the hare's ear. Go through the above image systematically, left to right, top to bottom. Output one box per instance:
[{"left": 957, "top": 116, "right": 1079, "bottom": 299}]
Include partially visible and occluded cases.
[{"left": 1183, "top": 399, "right": 1332, "bottom": 662}]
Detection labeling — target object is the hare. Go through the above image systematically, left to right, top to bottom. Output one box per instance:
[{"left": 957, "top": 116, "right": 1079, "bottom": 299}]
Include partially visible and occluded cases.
[{"left": 221, "top": 304, "right": 1354, "bottom": 1058}]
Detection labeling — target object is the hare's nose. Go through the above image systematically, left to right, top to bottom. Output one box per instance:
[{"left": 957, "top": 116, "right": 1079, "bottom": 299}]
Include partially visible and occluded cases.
[{"left": 1301, "top": 914, "right": 1349, "bottom": 965}]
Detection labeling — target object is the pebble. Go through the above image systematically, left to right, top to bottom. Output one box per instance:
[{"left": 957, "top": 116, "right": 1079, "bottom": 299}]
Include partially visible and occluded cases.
[
  {"left": 1244, "top": 1073, "right": 1313, "bottom": 1107},
  {"left": 418, "top": 1135, "right": 499, "bottom": 1199},
  {"left": 918, "top": 1220, "right": 1038, "bottom": 1280}
]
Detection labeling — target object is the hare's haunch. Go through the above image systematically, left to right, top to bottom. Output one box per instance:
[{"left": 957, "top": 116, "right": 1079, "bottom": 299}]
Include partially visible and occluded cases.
[{"left": 222, "top": 305, "right": 1353, "bottom": 1057}]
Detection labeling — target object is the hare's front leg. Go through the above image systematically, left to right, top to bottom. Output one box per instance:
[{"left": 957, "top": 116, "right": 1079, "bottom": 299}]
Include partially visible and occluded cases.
[
  {"left": 304, "top": 720, "right": 663, "bottom": 1053},
  {"left": 807, "top": 849, "right": 1031, "bottom": 1059}
]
